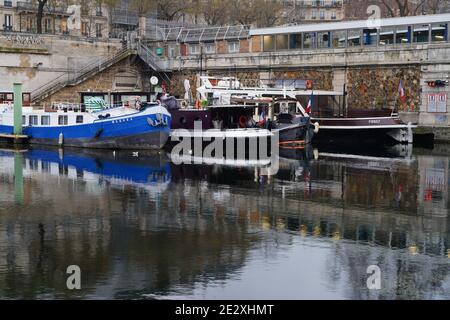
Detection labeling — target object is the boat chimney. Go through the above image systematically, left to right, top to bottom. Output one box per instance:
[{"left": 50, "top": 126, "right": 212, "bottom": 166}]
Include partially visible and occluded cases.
[{"left": 13, "top": 83, "right": 23, "bottom": 135}]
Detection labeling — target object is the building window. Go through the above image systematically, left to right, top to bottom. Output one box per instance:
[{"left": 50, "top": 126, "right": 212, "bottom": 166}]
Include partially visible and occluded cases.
[
  {"left": 4, "top": 1, "right": 13, "bottom": 7},
  {"left": 96, "top": 4, "right": 103, "bottom": 16},
  {"left": 311, "top": 10, "right": 317, "bottom": 20},
  {"left": 320, "top": 11, "right": 325, "bottom": 20},
  {"left": 331, "top": 11, "right": 337, "bottom": 20},
  {"left": 4, "top": 14, "right": 12, "bottom": 31},
  {"left": 26, "top": 17, "right": 34, "bottom": 32},
  {"left": 44, "top": 18, "right": 52, "bottom": 33},
  {"left": 60, "top": 20, "right": 68, "bottom": 34},
  {"left": 81, "top": 21, "right": 89, "bottom": 37},
  {"left": 96, "top": 23, "right": 102, "bottom": 38},
  {"left": 432, "top": 23, "right": 447, "bottom": 42},
  {"left": 413, "top": 24, "right": 430, "bottom": 43},
  {"left": 379, "top": 27, "right": 395, "bottom": 46},
  {"left": 396, "top": 27, "right": 411, "bottom": 44},
  {"left": 332, "top": 30, "right": 347, "bottom": 48},
  {"left": 348, "top": 30, "right": 362, "bottom": 46},
  {"left": 303, "top": 32, "right": 316, "bottom": 49},
  {"left": 318, "top": 32, "right": 330, "bottom": 48},
  {"left": 289, "top": 34, "right": 302, "bottom": 49},
  {"left": 263, "top": 35, "right": 275, "bottom": 51},
  {"left": 276, "top": 35, "right": 288, "bottom": 50},
  {"left": 228, "top": 41, "right": 240, "bottom": 53},
  {"left": 204, "top": 42, "right": 215, "bottom": 54},
  {"left": 189, "top": 43, "right": 200, "bottom": 54},
  {"left": 29, "top": 115, "right": 38, "bottom": 126},
  {"left": 58, "top": 115, "right": 68, "bottom": 125},
  {"left": 41, "top": 116, "right": 50, "bottom": 126},
  {"left": 76, "top": 116, "right": 84, "bottom": 124}
]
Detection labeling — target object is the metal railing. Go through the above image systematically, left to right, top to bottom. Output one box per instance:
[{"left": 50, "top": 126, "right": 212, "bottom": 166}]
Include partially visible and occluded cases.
[
  {"left": 16, "top": 1, "right": 70, "bottom": 15},
  {"left": 144, "top": 23, "right": 250, "bottom": 42},
  {"left": 137, "top": 41, "right": 165, "bottom": 71},
  {"left": 32, "top": 48, "right": 133, "bottom": 103}
]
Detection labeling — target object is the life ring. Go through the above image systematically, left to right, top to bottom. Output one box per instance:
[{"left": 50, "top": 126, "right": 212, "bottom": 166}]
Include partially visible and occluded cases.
[
  {"left": 306, "top": 80, "right": 314, "bottom": 90},
  {"left": 239, "top": 115, "right": 248, "bottom": 128}
]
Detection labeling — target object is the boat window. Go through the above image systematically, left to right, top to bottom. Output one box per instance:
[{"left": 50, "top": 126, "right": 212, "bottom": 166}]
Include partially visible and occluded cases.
[
  {"left": 0, "top": 93, "right": 14, "bottom": 103},
  {"left": 23, "top": 93, "right": 31, "bottom": 106},
  {"left": 29, "top": 115, "right": 38, "bottom": 126},
  {"left": 41, "top": 115, "right": 50, "bottom": 125},
  {"left": 58, "top": 115, "right": 68, "bottom": 125},
  {"left": 76, "top": 115, "right": 84, "bottom": 124},
  {"left": 22, "top": 116, "right": 26, "bottom": 125}
]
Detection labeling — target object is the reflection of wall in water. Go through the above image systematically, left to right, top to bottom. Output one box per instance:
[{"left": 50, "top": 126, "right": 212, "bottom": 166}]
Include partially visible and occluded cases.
[{"left": 417, "top": 155, "right": 449, "bottom": 218}]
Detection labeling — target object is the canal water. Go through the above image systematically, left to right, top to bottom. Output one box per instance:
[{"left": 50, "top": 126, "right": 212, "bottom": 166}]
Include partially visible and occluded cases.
[{"left": 0, "top": 144, "right": 449, "bottom": 300}]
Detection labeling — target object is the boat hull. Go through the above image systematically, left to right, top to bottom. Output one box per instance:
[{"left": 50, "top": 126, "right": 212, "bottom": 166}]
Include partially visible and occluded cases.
[
  {"left": 0, "top": 108, "right": 171, "bottom": 150},
  {"left": 313, "top": 116, "right": 414, "bottom": 144},
  {"left": 277, "top": 124, "right": 315, "bottom": 145},
  {"left": 29, "top": 130, "right": 170, "bottom": 150}
]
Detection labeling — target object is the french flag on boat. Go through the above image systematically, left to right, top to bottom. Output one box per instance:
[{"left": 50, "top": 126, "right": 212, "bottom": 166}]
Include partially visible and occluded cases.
[
  {"left": 398, "top": 80, "right": 406, "bottom": 103},
  {"left": 305, "top": 92, "right": 313, "bottom": 115}
]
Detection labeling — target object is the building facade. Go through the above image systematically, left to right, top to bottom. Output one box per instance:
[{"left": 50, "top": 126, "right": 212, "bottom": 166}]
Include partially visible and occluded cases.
[
  {"left": 0, "top": 0, "right": 109, "bottom": 38},
  {"left": 283, "top": 0, "right": 345, "bottom": 24}
]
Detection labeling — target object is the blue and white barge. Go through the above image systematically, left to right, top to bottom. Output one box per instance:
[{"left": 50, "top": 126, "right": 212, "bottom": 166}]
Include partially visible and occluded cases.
[{"left": 0, "top": 103, "right": 171, "bottom": 149}]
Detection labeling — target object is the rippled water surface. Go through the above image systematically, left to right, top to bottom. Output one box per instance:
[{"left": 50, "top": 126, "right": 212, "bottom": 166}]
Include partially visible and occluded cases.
[{"left": 0, "top": 144, "right": 449, "bottom": 300}]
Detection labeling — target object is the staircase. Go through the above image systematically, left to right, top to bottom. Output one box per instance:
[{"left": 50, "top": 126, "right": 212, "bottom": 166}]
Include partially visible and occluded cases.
[
  {"left": 32, "top": 38, "right": 170, "bottom": 104},
  {"left": 136, "top": 41, "right": 167, "bottom": 72},
  {"left": 31, "top": 48, "right": 133, "bottom": 104}
]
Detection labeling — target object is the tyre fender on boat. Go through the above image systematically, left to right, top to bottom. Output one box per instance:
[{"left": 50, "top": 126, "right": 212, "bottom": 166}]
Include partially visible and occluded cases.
[
  {"left": 239, "top": 115, "right": 248, "bottom": 128},
  {"left": 313, "top": 122, "right": 320, "bottom": 134},
  {"left": 58, "top": 133, "right": 64, "bottom": 146}
]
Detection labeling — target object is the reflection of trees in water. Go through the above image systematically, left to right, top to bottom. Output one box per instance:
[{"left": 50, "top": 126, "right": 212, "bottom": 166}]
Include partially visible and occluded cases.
[
  {"left": 0, "top": 150, "right": 449, "bottom": 299},
  {"left": 168, "top": 166, "right": 450, "bottom": 299},
  {"left": 0, "top": 175, "right": 259, "bottom": 299},
  {"left": 329, "top": 242, "right": 450, "bottom": 300}
]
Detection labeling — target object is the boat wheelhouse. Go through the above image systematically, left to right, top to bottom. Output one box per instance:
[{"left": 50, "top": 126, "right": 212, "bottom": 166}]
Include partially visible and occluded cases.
[
  {"left": 193, "top": 76, "right": 415, "bottom": 144},
  {"left": 166, "top": 77, "right": 318, "bottom": 147},
  {"left": 0, "top": 91, "right": 31, "bottom": 107}
]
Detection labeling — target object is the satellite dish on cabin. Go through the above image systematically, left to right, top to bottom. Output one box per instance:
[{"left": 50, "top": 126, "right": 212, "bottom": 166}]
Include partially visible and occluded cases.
[{"left": 150, "top": 76, "right": 159, "bottom": 86}]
